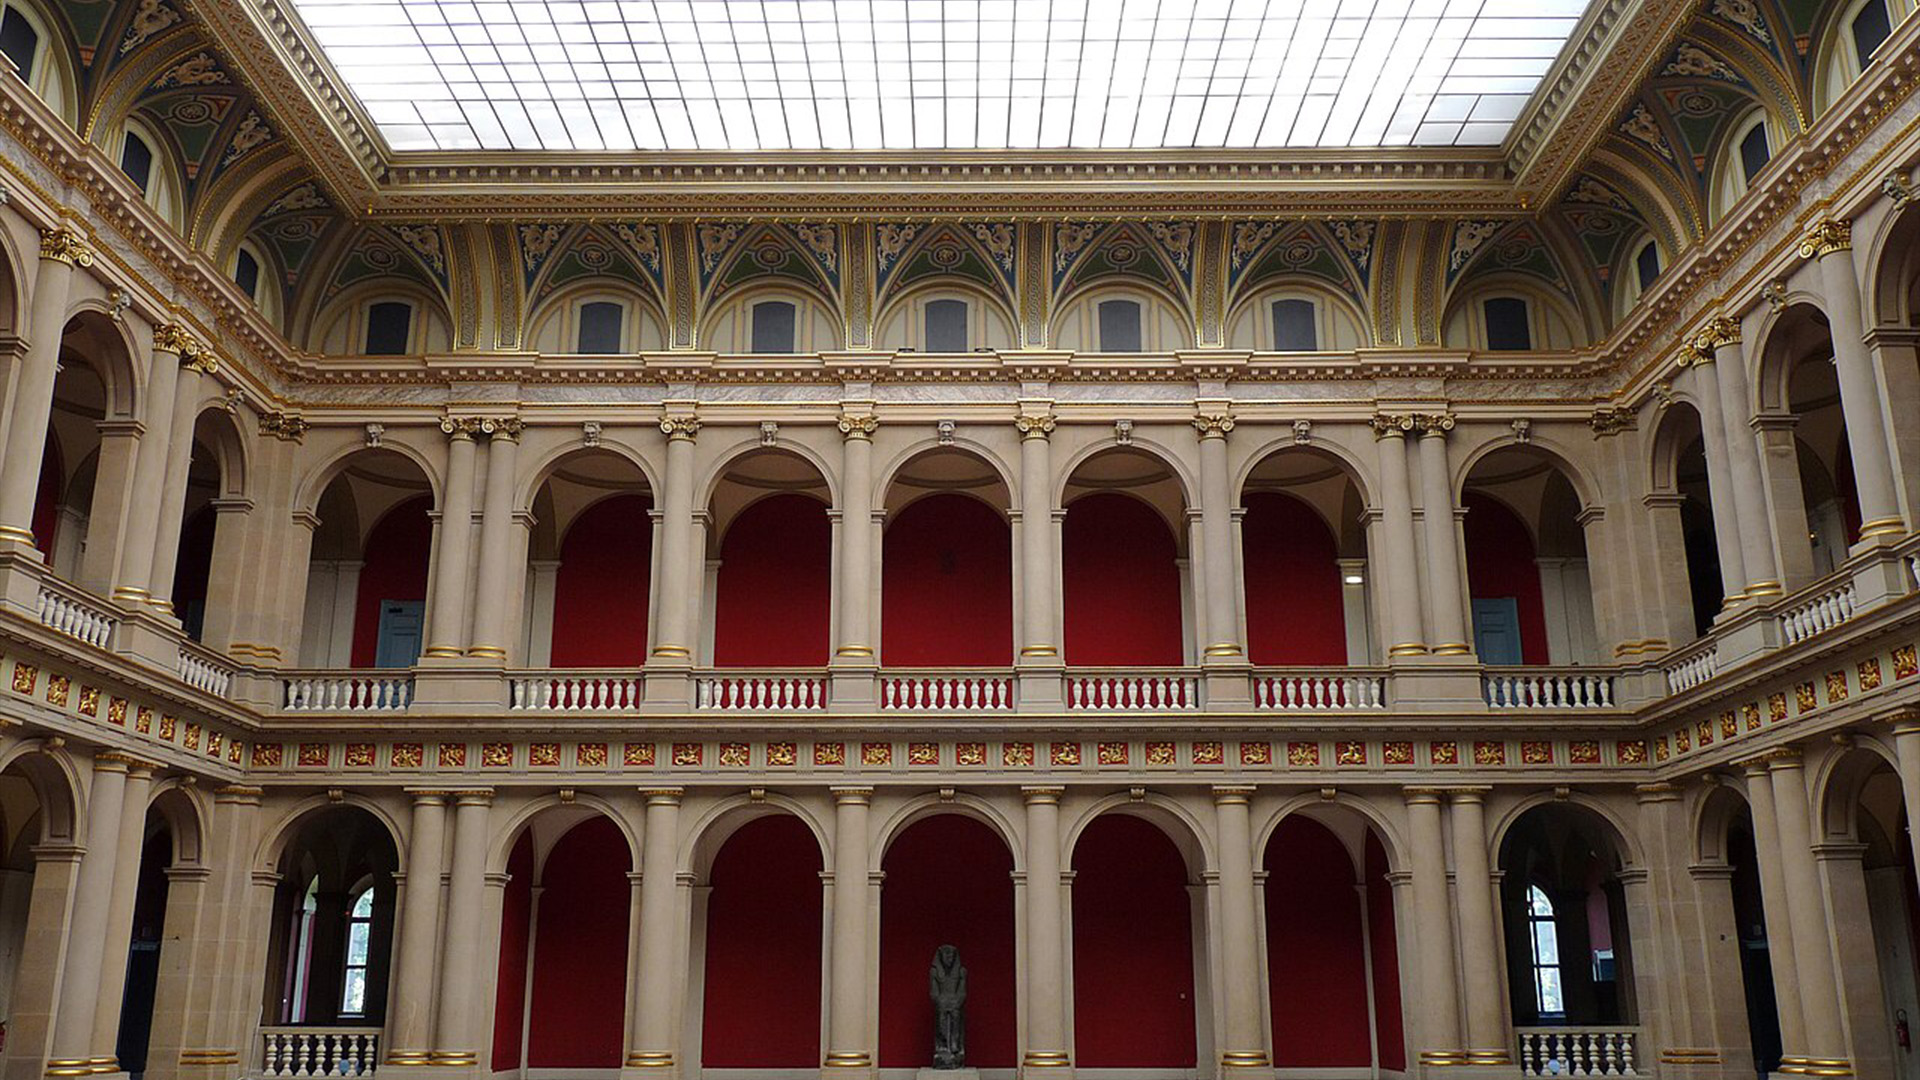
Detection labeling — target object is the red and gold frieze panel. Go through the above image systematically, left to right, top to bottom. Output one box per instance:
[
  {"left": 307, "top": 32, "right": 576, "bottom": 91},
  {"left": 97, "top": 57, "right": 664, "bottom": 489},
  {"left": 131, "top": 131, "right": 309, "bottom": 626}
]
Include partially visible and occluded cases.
[{"left": 0, "top": 649, "right": 249, "bottom": 773}]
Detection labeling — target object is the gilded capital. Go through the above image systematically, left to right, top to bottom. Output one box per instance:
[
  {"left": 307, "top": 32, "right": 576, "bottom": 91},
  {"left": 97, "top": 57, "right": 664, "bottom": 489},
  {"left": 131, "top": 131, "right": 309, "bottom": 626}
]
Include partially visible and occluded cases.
[
  {"left": 1798, "top": 218, "right": 1852, "bottom": 259},
  {"left": 38, "top": 226, "right": 92, "bottom": 267},
  {"left": 1701, "top": 315, "right": 1741, "bottom": 347},
  {"left": 155, "top": 323, "right": 218, "bottom": 373},
  {"left": 1589, "top": 407, "right": 1637, "bottom": 436},
  {"left": 1014, "top": 410, "right": 1055, "bottom": 440},
  {"left": 1192, "top": 411, "right": 1235, "bottom": 438},
  {"left": 259, "top": 412, "right": 309, "bottom": 441},
  {"left": 1410, "top": 412, "right": 1454, "bottom": 436},
  {"left": 837, "top": 413, "right": 878, "bottom": 440},
  {"left": 1369, "top": 413, "right": 1415, "bottom": 438},
  {"left": 659, "top": 415, "right": 701, "bottom": 441},
  {"left": 440, "top": 416, "right": 485, "bottom": 440},
  {"left": 490, "top": 417, "right": 524, "bottom": 442}
]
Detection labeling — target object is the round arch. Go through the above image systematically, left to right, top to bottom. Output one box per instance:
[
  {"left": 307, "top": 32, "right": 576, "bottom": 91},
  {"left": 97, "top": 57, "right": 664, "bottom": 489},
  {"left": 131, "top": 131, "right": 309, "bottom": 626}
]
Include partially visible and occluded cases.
[
  {"left": 873, "top": 277, "right": 1020, "bottom": 353},
  {"left": 60, "top": 307, "right": 144, "bottom": 421},
  {"left": 191, "top": 406, "right": 251, "bottom": 500},
  {"left": 1453, "top": 433, "right": 1601, "bottom": 512},
  {"left": 1232, "top": 436, "right": 1378, "bottom": 506},
  {"left": 875, "top": 438, "right": 1020, "bottom": 510},
  {"left": 1052, "top": 438, "right": 1197, "bottom": 514},
  {"left": 698, "top": 439, "right": 839, "bottom": 513},
  {"left": 514, "top": 440, "right": 658, "bottom": 517},
  {"left": 295, "top": 441, "right": 443, "bottom": 519},
  {"left": 0, "top": 741, "right": 81, "bottom": 844},
  {"left": 146, "top": 780, "right": 210, "bottom": 868},
  {"left": 1253, "top": 792, "right": 1407, "bottom": 875},
  {"left": 1489, "top": 792, "right": 1644, "bottom": 870},
  {"left": 487, "top": 793, "right": 640, "bottom": 875},
  {"left": 680, "top": 793, "right": 831, "bottom": 880},
  {"left": 871, "top": 793, "right": 1023, "bottom": 876},
  {"left": 1061, "top": 793, "right": 1214, "bottom": 878},
  {"left": 253, "top": 794, "right": 408, "bottom": 873}
]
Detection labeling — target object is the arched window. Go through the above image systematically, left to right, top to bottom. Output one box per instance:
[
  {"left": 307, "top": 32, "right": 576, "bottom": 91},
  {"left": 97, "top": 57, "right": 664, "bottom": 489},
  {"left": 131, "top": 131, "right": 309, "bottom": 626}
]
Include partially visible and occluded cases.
[
  {"left": 1853, "top": 0, "right": 1893, "bottom": 65},
  {"left": 0, "top": 7, "right": 38, "bottom": 83},
  {"left": 1738, "top": 120, "right": 1771, "bottom": 185},
  {"left": 120, "top": 129, "right": 154, "bottom": 194},
  {"left": 1635, "top": 240, "right": 1660, "bottom": 292},
  {"left": 234, "top": 246, "right": 261, "bottom": 301},
  {"left": 1484, "top": 296, "right": 1532, "bottom": 351},
  {"left": 924, "top": 297, "right": 969, "bottom": 352},
  {"left": 1271, "top": 297, "right": 1318, "bottom": 351},
  {"left": 1097, "top": 298, "right": 1143, "bottom": 352},
  {"left": 577, "top": 300, "right": 623, "bottom": 354},
  {"left": 750, "top": 300, "right": 798, "bottom": 353},
  {"left": 364, "top": 301, "right": 414, "bottom": 355},
  {"left": 1526, "top": 885, "right": 1565, "bottom": 1018},
  {"left": 341, "top": 886, "right": 374, "bottom": 1017}
]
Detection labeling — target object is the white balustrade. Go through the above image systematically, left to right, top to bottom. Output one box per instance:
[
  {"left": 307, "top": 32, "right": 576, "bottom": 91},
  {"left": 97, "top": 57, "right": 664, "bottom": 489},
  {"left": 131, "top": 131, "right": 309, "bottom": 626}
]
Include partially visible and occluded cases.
[
  {"left": 1908, "top": 550, "right": 1920, "bottom": 593},
  {"left": 1778, "top": 579, "right": 1858, "bottom": 645},
  {"left": 35, "top": 583, "right": 115, "bottom": 649},
  {"left": 1662, "top": 642, "right": 1718, "bottom": 695},
  {"left": 178, "top": 646, "right": 234, "bottom": 698},
  {"left": 1252, "top": 670, "right": 1387, "bottom": 711},
  {"left": 1483, "top": 670, "right": 1615, "bottom": 709},
  {"left": 510, "top": 672, "right": 643, "bottom": 712},
  {"left": 1064, "top": 672, "right": 1198, "bottom": 711},
  {"left": 696, "top": 673, "right": 828, "bottom": 711},
  {"left": 283, "top": 674, "right": 413, "bottom": 712},
  {"left": 881, "top": 675, "right": 1014, "bottom": 711},
  {"left": 259, "top": 1026, "right": 381, "bottom": 1077},
  {"left": 1516, "top": 1027, "right": 1639, "bottom": 1077}
]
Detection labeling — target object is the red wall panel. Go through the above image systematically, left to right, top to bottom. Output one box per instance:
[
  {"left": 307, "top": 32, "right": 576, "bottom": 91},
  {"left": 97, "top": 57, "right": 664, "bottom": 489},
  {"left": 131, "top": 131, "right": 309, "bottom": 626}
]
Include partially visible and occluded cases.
[
  {"left": 30, "top": 437, "right": 60, "bottom": 556},
  {"left": 1241, "top": 492, "right": 1347, "bottom": 665},
  {"left": 1463, "top": 493, "right": 1548, "bottom": 665},
  {"left": 551, "top": 494, "right": 653, "bottom": 667},
  {"left": 714, "top": 494, "right": 831, "bottom": 666},
  {"left": 1062, "top": 494, "right": 1184, "bottom": 666},
  {"left": 882, "top": 495, "right": 1012, "bottom": 666},
  {"left": 349, "top": 496, "right": 432, "bottom": 668},
  {"left": 701, "top": 815, "right": 824, "bottom": 1066},
  {"left": 879, "top": 815, "right": 1016, "bottom": 1067},
  {"left": 1070, "top": 815, "right": 1196, "bottom": 1067},
  {"left": 1264, "top": 816, "right": 1371, "bottom": 1067},
  {"left": 527, "top": 817, "right": 631, "bottom": 1068},
  {"left": 1366, "top": 830, "right": 1406, "bottom": 1072},
  {"left": 490, "top": 833, "right": 534, "bottom": 1071}
]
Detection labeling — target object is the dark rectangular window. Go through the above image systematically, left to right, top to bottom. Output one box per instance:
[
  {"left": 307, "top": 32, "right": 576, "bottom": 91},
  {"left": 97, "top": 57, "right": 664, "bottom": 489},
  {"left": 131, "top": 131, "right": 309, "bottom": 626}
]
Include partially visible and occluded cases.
[
  {"left": 1854, "top": 0, "right": 1892, "bottom": 65},
  {"left": 0, "top": 9, "right": 38, "bottom": 80},
  {"left": 1739, "top": 123, "right": 1771, "bottom": 185},
  {"left": 120, "top": 133, "right": 153, "bottom": 194},
  {"left": 1635, "top": 242, "right": 1660, "bottom": 292},
  {"left": 234, "top": 248, "right": 260, "bottom": 300},
  {"left": 1484, "top": 297, "right": 1532, "bottom": 351},
  {"left": 924, "top": 298, "right": 968, "bottom": 352},
  {"left": 1097, "top": 298, "right": 1142, "bottom": 352},
  {"left": 1271, "top": 298, "right": 1318, "bottom": 351},
  {"left": 750, "top": 300, "right": 796, "bottom": 353},
  {"left": 364, "top": 301, "right": 413, "bottom": 355},
  {"left": 577, "top": 301, "right": 623, "bottom": 354}
]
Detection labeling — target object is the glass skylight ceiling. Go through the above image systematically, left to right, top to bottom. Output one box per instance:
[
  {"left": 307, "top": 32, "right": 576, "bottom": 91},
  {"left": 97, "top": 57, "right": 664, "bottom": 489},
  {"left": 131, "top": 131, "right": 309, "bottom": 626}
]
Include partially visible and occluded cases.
[{"left": 288, "top": 0, "right": 1591, "bottom": 153}]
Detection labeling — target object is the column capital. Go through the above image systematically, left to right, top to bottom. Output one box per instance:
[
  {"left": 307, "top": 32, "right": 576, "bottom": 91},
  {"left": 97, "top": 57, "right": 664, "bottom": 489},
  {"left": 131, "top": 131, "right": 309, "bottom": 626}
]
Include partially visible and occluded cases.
[
  {"left": 1798, "top": 218, "right": 1852, "bottom": 259},
  {"left": 38, "top": 226, "right": 93, "bottom": 267},
  {"left": 1701, "top": 314, "right": 1742, "bottom": 347},
  {"left": 153, "top": 323, "right": 218, "bottom": 373},
  {"left": 1676, "top": 333, "right": 1716, "bottom": 367},
  {"left": 1589, "top": 406, "right": 1638, "bottom": 436},
  {"left": 1014, "top": 409, "right": 1056, "bottom": 440},
  {"left": 1191, "top": 410, "right": 1236, "bottom": 438},
  {"left": 259, "top": 411, "right": 309, "bottom": 441},
  {"left": 1411, "top": 411, "right": 1455, "bottom": 436},
  {"left": 1370, "top": 412, "right": 1415, "bottom": 438},
  {"left": 836, "top": 413, "right": 878, "bottom": 440},
  {"left": 659, "top": 414, "right": 701, "bottom": 441},
  {"left": 440, "top": 416, "right": 488, "bottom": 440},
  {"left": 488, "top": 417, "right": 524, "bottom": 443},
  {"left": 1883, "top": 705, "right": 1920, "bottom": 734},
  {"left": 1761, "top": 746, "right": 1806, "bottom": 770},
  {"left": 91, "top": 751, "right": 136, "bottom": 773},
  {"left": 1635, "top": 782, "right": 1683, "bottom": 803},
  {"left": 213, "top": 784, "right": 263, "bottom": 804},
  {"left": 1211, "top": 784, "right": 1256, "bottom": 804},
  {"left": 1021, "top": 785, "right": 1065, "bottom": 804},
  {"left": 640, "top": 786, "right": 684, "bottom": 805},
  {"left": 830, "top": 786, "right": 874, "bottom": 804},
  {"left": 1401, "top": 786, "right": 1447, "bottom": 804},
  {"left": 1444, "top": 786, "right": 1492, "bottom": 803},
  {"left": 405, "top": 789, "right": 451, "bottom": 804},
  {"left": 448, "top": 789, "right": 495, "bottom": 806}
]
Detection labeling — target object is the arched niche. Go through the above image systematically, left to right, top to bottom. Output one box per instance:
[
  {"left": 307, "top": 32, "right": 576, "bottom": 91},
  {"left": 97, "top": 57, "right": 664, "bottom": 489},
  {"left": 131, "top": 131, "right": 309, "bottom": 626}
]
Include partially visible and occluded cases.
[
  {"left": 874, "top": 281, "right": 1018, "bottom": 353},
  {"left": 1225, "top": 281, "right": 1370, "bottom": 352}
]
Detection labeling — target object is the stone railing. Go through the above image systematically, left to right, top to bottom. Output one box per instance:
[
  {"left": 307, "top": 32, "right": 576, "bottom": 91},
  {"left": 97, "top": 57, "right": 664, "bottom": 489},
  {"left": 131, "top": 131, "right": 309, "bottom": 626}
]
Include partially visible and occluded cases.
[
  {"left": 1777, "top": 576, "right": 1859, "bottom": 646},
  {"left": 34, "top": 579, "right": 115, "bottom": 650},
  {"left": 1661, "top": 638, "right": 1719, "bottom": 696},
  {"left": 178, "top": 642, "right": 235, "bottom": 699},
  {"left": 1482, "top": 668, "right": 1616, "bottom": 709},
  {"left": 1251, "top": 669, "right": 1388, "bottom": 711},
  {"left": 1065, "top": 670, "right": 1199, "bottom": 711},
  {"left": 510, "top": 671, "right": 643, "bottom": 712},
  {"left": 695, "top": 672, "right": 828, "bottom": 711},
  {"left": 880, "top": 672, "right": 1015, "bottom": 711},
  {"left": 283, "top": 673, "right": 414, "bottom": 713},
  {"left": 259, "top": 1026, "right": 381, "bottom": 1077},
  {"left": 1515, "top": 1026, "right": 1640, "bottom": 1076}
]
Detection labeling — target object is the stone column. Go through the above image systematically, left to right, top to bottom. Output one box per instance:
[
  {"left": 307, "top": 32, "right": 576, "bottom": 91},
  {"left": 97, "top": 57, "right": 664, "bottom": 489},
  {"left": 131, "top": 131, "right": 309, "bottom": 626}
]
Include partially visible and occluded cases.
[
  {"left": 1804, "top": 220, "right": 1906, "bottom": 543},
  {"left": 0, "top": 227, "right": 87, "bottom": 550},
  {"left": 1705, "top": 321, "right": 1782, "bottom": 600},
  {"left": 109, "top": 325, "right": 193, "bottom": 603},
  {"left": 145, "top": 352, "right": 214, "bottom": 614},
  {"left": 1683, "top": 354, "right": 1749, "bottom": 608},
  {"left": 1015, "top": 408, "right": 1059, "bottom": 662},
  {"left": 1194, "top": 410, "right": 1245, "bottom": 661},
  {"left": 835, "top": 415, "right": 877, "bottom": 663},
  {"left": 1415, "top": 415, "right": 1470, "bottom": 655},
  {"left": 1371, "top": 416, "right": 1427, "bottom": 657},
  {"left": 651, "top": 418, "right": 699, "bottom": 662},
  {"left": 75, "top": 421, "right": 141, "bottom": 594},
  {"left": 425, "top": 421, "right": 480, "bottom": 659},
  {"left": 467, "top": 421, "right": 523, "bottom": 660},
  {"left": 195, "top": 497, "right": 253, "bottom": 649},
  {"left": 1890, "top": 710, "right": 1920, "bottom": 893},
  {"left": 1766, "top": 749, "right": 1851, "bottom": 1075},
  {"left": 48, "top": 752, "right": 131, "bottom": 1076},
  {"left": 1739, "top": 758, "right": 1807, "bottom": 1056},
  {"left": 89, "top": 759, "right": 155, "bottom": 1069},
  {"left": 1212, "top": 786, "right": 1270, "bottom": 1073},
  {"left": 825, "top": 787, "right": 873, "bottom": 1073},
  {"left": 1021, "top": 787, "right": 1070, "bottom": 1073},
  {"left": 629, "top": 788, "right": 682, "bottom": 1071},
  {"left": 1403, "top": 788, "right": 1462, "bottom": 1067},
  {"left": 1447, "top": 788, "right": 1507, "bottom": 1066},
  {"left": 430, "top": 790, "right": 492, "bottom": 1068},
  {"left": 388, "top": 792, "right": 448, "bottom": 1066},
  {"left": 6, "top": 842, "right": 81, "bottom": 1080}
]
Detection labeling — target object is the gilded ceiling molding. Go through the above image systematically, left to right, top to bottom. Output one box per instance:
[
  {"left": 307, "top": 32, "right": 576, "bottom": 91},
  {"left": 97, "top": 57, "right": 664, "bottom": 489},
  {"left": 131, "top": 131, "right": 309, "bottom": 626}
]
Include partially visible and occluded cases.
[
  {"left": 1195, "top": 221, "right": 1227, "bottom": 348},
  {"left": 842, "top": 222, "right": 873, "bottom": 350},
  {"left": 665, "top": 223, "right": 696, "bottom": 349},
  {"left": 1018, "top": 223, "right": 1048, "bottom": 350}
]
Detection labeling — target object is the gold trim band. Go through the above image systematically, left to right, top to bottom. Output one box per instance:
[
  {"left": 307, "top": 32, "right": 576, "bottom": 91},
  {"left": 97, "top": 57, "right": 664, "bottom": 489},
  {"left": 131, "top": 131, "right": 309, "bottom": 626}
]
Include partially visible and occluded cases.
[
  {"left": 1860, "top": 516, "right": 1907, "bottom": 538},
  {"left": 0, "top": 524, "right": 37, "bottom": 543},
  {"left": 1204, "top": 642, "right": 1244, "bottom": 657},
  {"left": 1388, "top": 642, "right": 1430, "bottom": 657},
  {"left": 1432, "top": 642, "right": 1472, "bottom": 655},
  {"left": 650, "top": 644, "right": 690, "bottom": 658},
  {"left": 1020, "top": 644, "right": 1058, "bottom": 657},
  {"left": 422, "top": 645, "right": 463, "bottom": 658},
  {"left": 465, "top": 645, "right": 506, "bottom": 659},
  {"left": 834, "top": 645, "right": 873, "bottom": 657},
  {"left": 1220, "top": 1050, "right": 1271, "bottom": 1067},
  {"left": 427, "top": 1051, "right": 477, "bottom": 1066},
  {"left": 822, "top": 1051, "right": 871, "bottom": 1067},
  {"left": 625, "top": 1052, "right": 675, "bottom": 1068}
]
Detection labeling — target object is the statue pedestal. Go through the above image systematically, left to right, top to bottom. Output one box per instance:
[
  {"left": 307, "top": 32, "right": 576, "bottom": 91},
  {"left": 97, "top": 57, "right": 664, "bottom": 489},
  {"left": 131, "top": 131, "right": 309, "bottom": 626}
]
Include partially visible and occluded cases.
[{"left": 916, "top": 1070, "right": 979, "bottom": 1080}]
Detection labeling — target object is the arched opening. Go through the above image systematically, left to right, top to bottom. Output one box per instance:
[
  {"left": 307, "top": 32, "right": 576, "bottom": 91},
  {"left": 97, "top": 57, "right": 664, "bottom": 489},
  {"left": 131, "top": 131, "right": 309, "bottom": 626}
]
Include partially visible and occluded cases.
[
  {"left": 1764, "top": 304, "right": 1863, "bottom": 578},
  {"left": 28, "top": 314, "right": 136, "bottom": 582},
  {"left": 1649, "top": 403, "right": 1726, "bottom": 639},
  {"left": 168, "top": 409, "right": 247, "bottom": 643},
  {"left": 1240, "top": 448, "right": 1371, "bottom": 664},
  {"left": 881, "top": 449, "right": 1013, "bottom": 666},
  {"left": 1061, "top": 449, "right": 1187, "bottom": 665},
  {"left": 1463, "top": 449, "right": 1598, "bottom": 666},
  {"left": 299, "top": 451, "right": 434, "bottom": 669},
  {"left": 525, "top": 451, "right": 652, "bottom": 667},
  {"left": 708, "top": 451, "right": 831, "bottom": 666},
  {"left": 1819, "top": 750, "right": 1920, "bottom": 1078},
  {"left": 0, "top": 753, "right": 79, "bottom": 1067},
  {"left": 1697, "top": 787, "right": 1785, "bottom": 1077},
  {"left": 1498, "top": 805, "right": 1638, "bottom": 1041},
  {"left": 263, "top": 807, "right": 398, "bottom": 1027},
  {"left": 113, "top": 811, "right": 177, "bottom": 1074},
  {"left": 491, "top": 812, "right": 632, "bottom": 1072},
  {"left": 1070, "top": 813, "right": 1198, "bottom": 1068},
  {"left": 1263, "top": 813, "right": 1405, "bottom": 1071},
  {"left": 698, "top": 814, "right": 824, "bottom": 1067},
  {"left": 879, "top": 815, "right": 1016, "bottom": 1068}
]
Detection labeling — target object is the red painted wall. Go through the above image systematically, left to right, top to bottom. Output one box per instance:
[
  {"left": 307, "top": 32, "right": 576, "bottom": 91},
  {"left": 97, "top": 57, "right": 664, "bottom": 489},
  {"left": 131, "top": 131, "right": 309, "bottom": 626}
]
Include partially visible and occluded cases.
[
  {"left": 30, "top": 437, "right": 60, "bottom": 556},
  {"left": 1241, "top": 492, "right": 1347, "bottom": 665},
  {"left": 1463, "top": 493, "right": 1549, "bottom": 665},
  {"left": 551, "top": 494, "right": 653, "bottom": 667},
  {"left": 714, "top": 494, "right": 831, "bottom": 666},
  {"left": 882, "top": 494, "right": 1012, "bottom": 666},
  {"left": 1062, "top": 494, "right": 1184, "bottom": 666},
  {"left": 349, "top": 496, "right": 432, "bottom": 668},
  {"left": 171, "top": 505, "right": 215, "bottom": 617},
  {"left": 701, "top": 815, "right": 824, "bottom": 1066},
  {"left": 879, "top": 815, "right": 1016, "bottom": 1067},
  {"left": 1070, "top": 815, "right": 1196, "bottom": 1067},
  {"left": 527, "top": 817, "right": 631, "bottom": 1068},
  {"left": 1264, "top": 817, "right": 1371, "bottom": 1067},
  {"left": 1366, "top": 830, "right": 1406, "bottom": 1071},
  {"left": 490, "top": 833, "right": 534, "bottom": 1071}
]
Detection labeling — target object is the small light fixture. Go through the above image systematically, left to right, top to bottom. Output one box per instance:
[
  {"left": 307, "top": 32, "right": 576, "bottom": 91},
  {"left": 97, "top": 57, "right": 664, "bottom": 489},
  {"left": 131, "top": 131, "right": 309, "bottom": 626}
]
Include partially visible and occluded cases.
[{"left": 1343, "top": 573, "right": 1365, "bottom": 585}]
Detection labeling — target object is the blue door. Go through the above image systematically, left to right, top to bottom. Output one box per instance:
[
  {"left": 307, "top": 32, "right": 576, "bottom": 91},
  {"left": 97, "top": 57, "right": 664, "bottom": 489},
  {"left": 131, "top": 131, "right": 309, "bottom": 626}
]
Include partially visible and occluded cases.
[
  {"left": 1472, "top": 597, "right": 1524, "bottom": 665},
  {"left": 374, "top": 600, "right": 425, "bottom": 668}
]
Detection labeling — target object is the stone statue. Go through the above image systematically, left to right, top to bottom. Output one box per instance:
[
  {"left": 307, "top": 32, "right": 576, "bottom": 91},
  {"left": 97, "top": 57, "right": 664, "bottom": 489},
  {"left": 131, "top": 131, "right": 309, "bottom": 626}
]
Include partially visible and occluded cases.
[{"left": 929, "top": 944, "right": 968, "bottom": 1068}]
